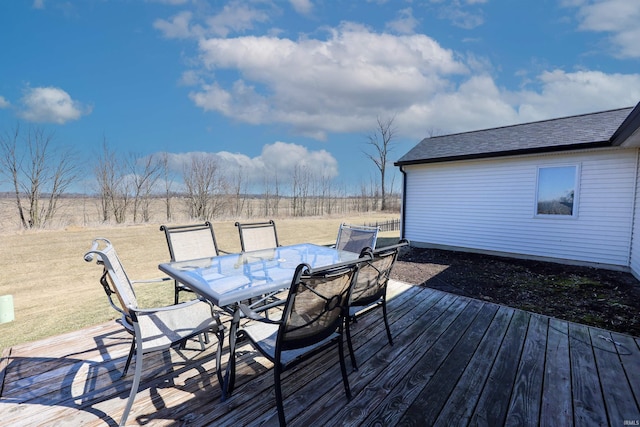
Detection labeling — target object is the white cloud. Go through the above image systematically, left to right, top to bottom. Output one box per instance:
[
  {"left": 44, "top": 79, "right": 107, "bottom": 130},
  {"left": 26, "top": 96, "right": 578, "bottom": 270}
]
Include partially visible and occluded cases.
[
  {"left": 32, "top": 0, "right": 44, "bottom": 9},
  {"left": 289, "top": 0, "right": 313, "bottom": 15},
  {"left": 435, "top": 0, "right": 485, "bottom": 29},
  {"left": 569, "top": 0, "right": 640, "bottom": 58},
  {"left": 155, "top": 2, "right": 273, "bottom": 39},
  {"left": 205, "top": 2, "right": 271, "bottom": 37},
  {"left": 160, "top": 4, "right": 640, "bottom": 142},
  {"left": 386, "top": 8, "right": 419, "bottom": 34},
  {"left": 154, "top": 11, "right": 202, "bottom": 39},
  {"left": 191, "top": 23, "right": 467, "bottom": 139},
  {"left": 405, "top": 69, "right": 640, "bottom": 136},
  {"left": 179, "top": 70, "right": 203, "bottom": 86},
  {"left": 515, "top": 70, "right": 640, "bottom": 121},
  {"left": 412, "top": 74, "right": 519, "bottom": 134},
  {"left": 18, "top": 86, "right": 91, "bottom": 124},
  {"left": 0, "top": 96, "right": 10, "bottom": 109},
  {"left": 160, "top": 141, "right": 339, "bottom": 189},
  {"left": 260, "top": 141, "right": 338, "bottom": 179}
]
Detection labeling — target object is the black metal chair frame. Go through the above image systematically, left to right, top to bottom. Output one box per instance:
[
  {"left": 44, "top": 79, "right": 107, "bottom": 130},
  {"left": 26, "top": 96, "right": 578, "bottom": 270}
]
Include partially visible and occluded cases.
[
  {"left": 345, "top": 239, "right": 409, "bottom": 370},
  {"left": 236, "top": 253, "right": 370, "bottom": 426}
]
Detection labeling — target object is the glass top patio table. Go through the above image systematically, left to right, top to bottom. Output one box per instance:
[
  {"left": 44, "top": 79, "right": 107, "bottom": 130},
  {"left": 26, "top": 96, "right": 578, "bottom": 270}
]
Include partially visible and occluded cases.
[
  {"left": 158, "top": 243, "right": 362, "bottom": 308},
  {"left": 159, "top": 243, "right": 363, "bottom": 400}
]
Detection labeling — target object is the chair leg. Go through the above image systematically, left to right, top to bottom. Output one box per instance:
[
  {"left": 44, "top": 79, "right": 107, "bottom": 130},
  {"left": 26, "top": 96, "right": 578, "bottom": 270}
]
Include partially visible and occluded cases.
[
  {"left": 382, "top": 299, "right": 393, "bottom": 346},
  {"left": 345, "top": 316, "right": 358, "bottom": 371},
  {"left": 215, "top": 327, "right": 224, "bottom": 387},
  {"left": 197, "top": 333, "right": 206, "bottom": 350},
  {"left": 338, "top": 335, "right": 352, "bottom": 400},
  {"left": 121, "top": 338, "right": 136, "bottom": 378},
  {"left": 120, "top": 344, "right": 144, "bottom": 426},
  {"left": 274, "top": 364, "right": 287, "bottom": 427}
]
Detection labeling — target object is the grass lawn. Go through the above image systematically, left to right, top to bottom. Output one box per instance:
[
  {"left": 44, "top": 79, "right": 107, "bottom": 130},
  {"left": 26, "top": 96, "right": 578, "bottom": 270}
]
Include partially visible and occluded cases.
[{"left": 0, "top": 214, "right": 400, "bottom": 351}]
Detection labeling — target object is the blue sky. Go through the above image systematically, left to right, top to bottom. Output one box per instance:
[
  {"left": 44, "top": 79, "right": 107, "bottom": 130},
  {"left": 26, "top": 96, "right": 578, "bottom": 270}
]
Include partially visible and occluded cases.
[{"left": 1, "top": 0, "right": 639, "bottom": 194}]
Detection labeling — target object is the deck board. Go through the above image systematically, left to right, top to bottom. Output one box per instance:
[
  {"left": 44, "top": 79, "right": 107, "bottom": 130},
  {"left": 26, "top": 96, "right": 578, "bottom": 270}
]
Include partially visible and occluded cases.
[
  {"left": 1, "top": 280, "right": 639, "bottom": 426},
  {"left": 569, "top": 323, "right": 609, "bottom": 426}
]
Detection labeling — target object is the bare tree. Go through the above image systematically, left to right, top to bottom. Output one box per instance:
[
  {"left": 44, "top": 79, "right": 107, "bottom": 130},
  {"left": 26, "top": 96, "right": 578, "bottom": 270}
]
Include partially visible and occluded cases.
[
  {"left": 364, "top": 115, "right": 397, "bottom": 211},
  {"left": 0, "top": 124, "right": 78, "bottom": 228},
  {"left": 0, "top": 125, "right": 27, "bottom": 227},
  {"left": 94, "top": 140, "right": 131, "bottom": 223},
  {"left": 94, "top": 141, "right": 116, "bottom": 222},
  {"left": 159, "top": 152, "right": 174, "bottom": 221},
  {"left": 128, "top": 153, "right": 162, "bottom": 223},
  {"left": 183, "top": 155, "right": 227, "bottom": 220},
  {"left": 291, "top": 164, "right": 312, "bottom": 216},
  {"left": 229, "top": 167, "right": 248, "bottom": 217},
  {"left": 263, "top": 169, "right": 281, "bottom": 217},
  {"left": 319, "top": 173, "right": 335, "bottom": 215}
]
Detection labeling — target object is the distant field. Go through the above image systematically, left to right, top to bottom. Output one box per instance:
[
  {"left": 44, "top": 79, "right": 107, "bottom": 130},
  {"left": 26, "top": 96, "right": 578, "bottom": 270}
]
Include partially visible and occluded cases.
[{"left": 0, "top": 211, "right": 400, "bottom": 351}]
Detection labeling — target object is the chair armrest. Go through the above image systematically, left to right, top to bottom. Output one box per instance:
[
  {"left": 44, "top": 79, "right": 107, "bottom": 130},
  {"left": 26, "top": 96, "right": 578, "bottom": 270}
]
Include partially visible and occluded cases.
[
  {"left": 131, "top": 276, "right": 173, "bottom": 285},
  {"left": 128, "top": 297, "right": 204, "bottom": 314},
  {"left": 130, "top": 298, "right": 224, "bottom": 326},
  {"left": 239, "top": 303, "right": 281, "bottom": 324}
]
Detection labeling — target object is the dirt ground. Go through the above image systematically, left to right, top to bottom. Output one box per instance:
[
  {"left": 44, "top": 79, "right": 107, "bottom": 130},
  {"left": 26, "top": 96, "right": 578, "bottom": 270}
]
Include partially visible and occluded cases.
[{"left": 391, "top": 247, "right": 640, "bottom": 338}]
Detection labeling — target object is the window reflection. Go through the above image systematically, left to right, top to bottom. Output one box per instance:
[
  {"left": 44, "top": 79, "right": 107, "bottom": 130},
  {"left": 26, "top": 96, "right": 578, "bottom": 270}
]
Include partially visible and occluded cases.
[{"left": 536, "top": 166, "right": 577, "bottom": 216}]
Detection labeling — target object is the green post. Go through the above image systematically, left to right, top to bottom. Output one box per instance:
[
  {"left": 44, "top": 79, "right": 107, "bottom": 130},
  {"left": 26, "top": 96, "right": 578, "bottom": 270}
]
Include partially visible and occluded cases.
[{"left": 0, "top": 295, "right": 15, "bottom": 323}]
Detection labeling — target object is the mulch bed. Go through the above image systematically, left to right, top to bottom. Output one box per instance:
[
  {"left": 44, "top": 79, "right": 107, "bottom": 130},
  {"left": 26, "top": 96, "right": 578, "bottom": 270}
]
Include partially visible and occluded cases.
[{"left": 391, "top": 247, "right": 640, "bottom": 337}]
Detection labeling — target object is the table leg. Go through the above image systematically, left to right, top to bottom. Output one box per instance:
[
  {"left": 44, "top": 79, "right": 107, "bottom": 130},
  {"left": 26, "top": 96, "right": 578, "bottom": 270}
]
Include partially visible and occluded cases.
[{"left": 221, "top": 306, "right": 241, "bottom": 401}]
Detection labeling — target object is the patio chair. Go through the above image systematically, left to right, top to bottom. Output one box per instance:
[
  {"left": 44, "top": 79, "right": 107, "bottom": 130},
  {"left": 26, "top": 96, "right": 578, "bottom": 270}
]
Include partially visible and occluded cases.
[
  {"left": 235, "top": 219, "right": 279, "bottom": 252},
  {"left": 160, "top": 221, "right": 224, "bottom": 304},
  {"left": 334, "top": 223, "right": 379, "bottom": 254},
  {"left": 84, "top": 238, "right": 224, "bottom": 427},
  {"left": 345, "top": 239, "right": 409, "bottom": 370},
  {"left": 236, "top": 255, "right": 370, "bottom": 426}
]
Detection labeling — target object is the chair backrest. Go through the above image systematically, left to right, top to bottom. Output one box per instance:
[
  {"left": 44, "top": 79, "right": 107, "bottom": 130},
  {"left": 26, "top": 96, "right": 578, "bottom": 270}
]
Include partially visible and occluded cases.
[
  {"left": 235, "top": 220, "right": 279, "bottom": 252},
  {"left": 160, "top": 222, "right": 219, "bottom": 261},
  {"left": 335, "top": 223, "right": 379, "bottom": 254},
  {"left": 84, "top": 238, "right": 138, "bottom": 321},
  {"left": 350, "top": 239, "right": 408, "bottom": 307},
  {"left": 277, "top": 260, "right": 361, "bottom": 351}
]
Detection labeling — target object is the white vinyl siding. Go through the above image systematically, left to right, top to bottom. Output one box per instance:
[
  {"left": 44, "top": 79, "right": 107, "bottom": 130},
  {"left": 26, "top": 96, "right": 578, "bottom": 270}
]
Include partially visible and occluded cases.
[
  {"left": 403, "top": 148, "right": 638, "bottom": 268},
  {"left": 629, "top": 150, "right": 640, "bottom": 279}
]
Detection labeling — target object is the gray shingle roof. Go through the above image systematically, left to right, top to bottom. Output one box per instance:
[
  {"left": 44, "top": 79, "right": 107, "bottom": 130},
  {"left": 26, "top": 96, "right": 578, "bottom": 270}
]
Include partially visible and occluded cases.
[{"left": 396, "top": 106, "right": 636, "bottom": 166}]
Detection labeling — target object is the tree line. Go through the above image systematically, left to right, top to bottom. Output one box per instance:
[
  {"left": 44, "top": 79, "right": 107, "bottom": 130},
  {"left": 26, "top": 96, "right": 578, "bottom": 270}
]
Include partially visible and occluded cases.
[{"left": 0, "top": 121, "right": 401, "bottom": 228}]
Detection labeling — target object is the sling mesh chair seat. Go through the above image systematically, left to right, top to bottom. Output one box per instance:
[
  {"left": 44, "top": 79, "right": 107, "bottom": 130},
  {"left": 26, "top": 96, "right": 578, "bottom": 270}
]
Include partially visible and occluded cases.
[
  {"left": 235, "top": 219, "right": 280, "bottom": 252},
  {"left": 160, "top": 221, "right": 224, "bottom": 304},
  {"left": 334, "top": 223, "right": 379, "bottom": 254},
  {"left": 84, "top": 238, "right": 224, "bottom": 427},
  {"left": 345, "top": 239, "right": 409, "bottom": 371},
  {"left": 236, "top": 253, "right": 370, "bottom": 426}
]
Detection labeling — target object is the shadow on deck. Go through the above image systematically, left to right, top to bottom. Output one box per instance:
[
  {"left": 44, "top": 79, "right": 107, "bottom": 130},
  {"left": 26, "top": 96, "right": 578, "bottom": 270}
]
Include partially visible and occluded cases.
[{"left": 1, "top": 281, "right": 639, "bottom": 426}]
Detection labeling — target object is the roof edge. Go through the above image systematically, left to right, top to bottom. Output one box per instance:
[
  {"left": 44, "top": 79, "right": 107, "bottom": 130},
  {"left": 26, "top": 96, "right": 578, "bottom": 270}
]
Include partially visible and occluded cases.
[
  {"left": 611, "top": 103, "right": 640, "bottom": 145},
  {"left": 424, "top": 106, "right": 635, "bottom": 142},
  {"left": 394, "top": 141, "right": 612, "bottom": 167}
]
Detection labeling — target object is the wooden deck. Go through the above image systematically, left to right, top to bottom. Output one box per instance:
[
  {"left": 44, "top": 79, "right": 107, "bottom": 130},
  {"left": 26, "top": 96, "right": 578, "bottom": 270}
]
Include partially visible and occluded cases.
[{"left": 1, "top": 280, "right": 639, "bottom": 426}]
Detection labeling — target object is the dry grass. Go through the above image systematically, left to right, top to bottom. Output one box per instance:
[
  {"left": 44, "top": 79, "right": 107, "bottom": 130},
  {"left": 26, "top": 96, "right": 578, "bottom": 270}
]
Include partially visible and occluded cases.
[{"left": 0, "top": 213, "right": 400, "bottom": 351}]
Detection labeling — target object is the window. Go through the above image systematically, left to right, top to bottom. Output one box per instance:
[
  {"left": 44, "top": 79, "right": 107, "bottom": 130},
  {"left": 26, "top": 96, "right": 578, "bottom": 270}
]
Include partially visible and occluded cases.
[{"left": 535, "top": 165, "right": 579, "bottom": 217}]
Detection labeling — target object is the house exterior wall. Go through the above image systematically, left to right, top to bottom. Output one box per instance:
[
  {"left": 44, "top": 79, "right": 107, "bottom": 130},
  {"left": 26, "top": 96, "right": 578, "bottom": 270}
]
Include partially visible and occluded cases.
[
  {"left": 401, "top": 147, "right": 639, "bottom": 270},
  {"left": 629, "top": 150, "right": 640, "bottom": 279}
]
